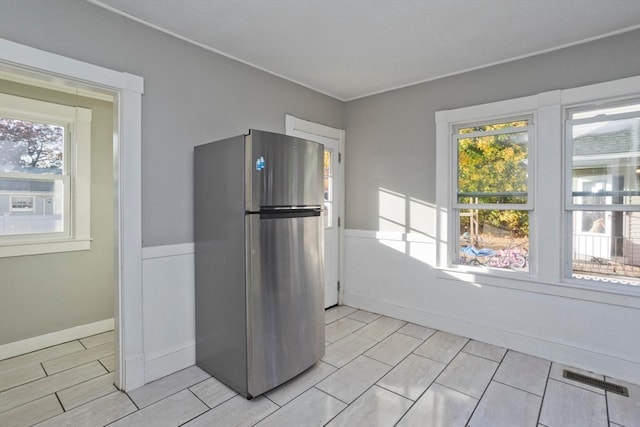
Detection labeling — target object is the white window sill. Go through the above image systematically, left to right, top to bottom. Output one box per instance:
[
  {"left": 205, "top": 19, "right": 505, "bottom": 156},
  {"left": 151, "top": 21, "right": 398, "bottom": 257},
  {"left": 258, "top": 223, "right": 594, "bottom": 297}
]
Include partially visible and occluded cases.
[{"left": 0, "top": 238, "right": 91, "bottom": 257}]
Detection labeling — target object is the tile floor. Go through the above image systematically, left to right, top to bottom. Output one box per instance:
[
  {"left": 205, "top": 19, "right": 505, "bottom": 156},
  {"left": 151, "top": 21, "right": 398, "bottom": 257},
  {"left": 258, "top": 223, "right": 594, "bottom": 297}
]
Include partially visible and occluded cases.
[{"left": 0, "top": 306, "right": 638, "bottom": 426}]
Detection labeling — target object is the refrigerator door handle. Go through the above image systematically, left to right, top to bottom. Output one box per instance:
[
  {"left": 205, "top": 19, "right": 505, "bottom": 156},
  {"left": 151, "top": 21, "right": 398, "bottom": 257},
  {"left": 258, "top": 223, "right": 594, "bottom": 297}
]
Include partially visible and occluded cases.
[{"left": 259, "top": 206, "right": 322, "bottom": 219}]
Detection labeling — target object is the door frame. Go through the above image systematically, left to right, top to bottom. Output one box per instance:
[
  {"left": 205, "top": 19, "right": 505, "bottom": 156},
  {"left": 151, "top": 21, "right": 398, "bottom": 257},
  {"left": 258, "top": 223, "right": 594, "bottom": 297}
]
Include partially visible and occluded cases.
[
  {"left": 1, "top": 38, "right": 144, "bottom": 391},
  {"left": 285, "top": 114, "right": 345, "bottom": 305}
]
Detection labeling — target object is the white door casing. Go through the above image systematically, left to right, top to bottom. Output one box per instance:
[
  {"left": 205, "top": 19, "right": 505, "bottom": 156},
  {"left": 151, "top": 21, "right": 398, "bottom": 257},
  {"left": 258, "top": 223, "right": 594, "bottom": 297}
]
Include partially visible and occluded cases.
[
  {"left": 0, "top": 38, "right": 144, "bottom": 391},
  {"left": 285, "top": 115, "right": 344, "bottom": 308}
]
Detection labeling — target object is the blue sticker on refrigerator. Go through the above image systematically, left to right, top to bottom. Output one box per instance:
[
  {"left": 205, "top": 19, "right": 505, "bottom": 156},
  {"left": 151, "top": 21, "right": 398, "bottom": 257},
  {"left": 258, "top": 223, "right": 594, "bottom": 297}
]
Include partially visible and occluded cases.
[{"left": 256, "top": 156, "right": 265, "bottom": 171}]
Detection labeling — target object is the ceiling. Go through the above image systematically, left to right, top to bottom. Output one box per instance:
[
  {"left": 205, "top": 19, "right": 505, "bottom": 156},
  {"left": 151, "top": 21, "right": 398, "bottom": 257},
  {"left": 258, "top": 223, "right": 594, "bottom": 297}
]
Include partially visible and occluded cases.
[{"left": 89, "top": 0, "right": 640, "bottom": 101}]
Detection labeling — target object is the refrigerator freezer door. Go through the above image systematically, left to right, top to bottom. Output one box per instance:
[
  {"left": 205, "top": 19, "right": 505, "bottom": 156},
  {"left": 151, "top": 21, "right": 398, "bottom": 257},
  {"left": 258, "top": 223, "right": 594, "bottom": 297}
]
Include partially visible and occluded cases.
[
  {"left": 246, "top": 130, "right": 324, "bottom": 211},
  {"left": 246, "top": 213, "right": 325, "bottom": 397}
]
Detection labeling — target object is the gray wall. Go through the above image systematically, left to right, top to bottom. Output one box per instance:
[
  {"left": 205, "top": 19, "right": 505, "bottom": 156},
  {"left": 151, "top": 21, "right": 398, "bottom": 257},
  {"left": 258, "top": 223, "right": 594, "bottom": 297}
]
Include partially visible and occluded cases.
[
  {"left": 0, "top": 0, "right": 344, "bottom": 247},
  {"left": 0, "top": 0, "right": 343, "bottom": 345},
  {"left": 3, "top": 0, "right": 638, "bottom": 347},
  {"left": 344, "top": 29, "right": 640, "bottom": 230},
  {"left": 0, "top": 81, "right": 114, "bottom": 344}
]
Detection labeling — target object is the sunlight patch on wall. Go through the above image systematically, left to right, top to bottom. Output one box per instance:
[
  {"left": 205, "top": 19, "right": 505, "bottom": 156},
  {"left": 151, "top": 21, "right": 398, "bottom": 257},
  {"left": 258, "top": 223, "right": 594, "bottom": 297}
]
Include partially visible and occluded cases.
[
  {"left": 378, "top": 187, "right": 437, "bottom": 265},
  {"left": 379, "top": 188, "right": 406, "bottom": 232},
  {"left": 409, "top": 197, "right": 436, "bottom": 236}
]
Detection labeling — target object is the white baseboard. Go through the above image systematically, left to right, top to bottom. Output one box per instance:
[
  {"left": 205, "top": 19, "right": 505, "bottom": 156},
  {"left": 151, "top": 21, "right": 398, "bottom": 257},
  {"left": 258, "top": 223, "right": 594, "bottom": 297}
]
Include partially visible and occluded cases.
[
  {"left": 343, "top": 293, "right": 640, "bottom": 385},
  {"left": 0, "top": 318, "right": 114, "bottom": 360},
  {"left": 144, "top": 341, "right": 195, "bottom": 383}
]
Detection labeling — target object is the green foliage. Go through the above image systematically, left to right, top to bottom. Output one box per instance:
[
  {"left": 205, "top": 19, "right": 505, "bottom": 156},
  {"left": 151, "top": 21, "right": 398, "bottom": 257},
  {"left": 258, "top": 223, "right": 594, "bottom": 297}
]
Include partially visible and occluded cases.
[
  {"left": 457, "top": 121, "right": 530, "bottom": 237},
  {"left": 485, "top": 210, "right": 529, "bottom": 237}
]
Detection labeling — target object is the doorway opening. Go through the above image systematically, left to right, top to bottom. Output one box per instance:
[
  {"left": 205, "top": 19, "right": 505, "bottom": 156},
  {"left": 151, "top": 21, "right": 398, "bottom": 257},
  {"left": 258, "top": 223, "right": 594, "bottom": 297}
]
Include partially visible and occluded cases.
[
  {"left": 1, "top": 38, "right": 144, "bottom": 391},
  {"left": 285, "top": 114, "right": 345, "bottom": 307}
]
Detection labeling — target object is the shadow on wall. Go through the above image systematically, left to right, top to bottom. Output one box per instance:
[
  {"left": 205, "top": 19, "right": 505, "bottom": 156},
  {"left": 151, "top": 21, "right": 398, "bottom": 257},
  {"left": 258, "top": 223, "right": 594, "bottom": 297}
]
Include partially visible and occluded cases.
[
  {"left": 345, "top": 187, "right": 484, "bottom": 292},
  {"left": 377, "top": 187, "right": 441, "bottom": 266},
  {"left": 377, "top": 187, "right": 506, "bottom": 288}
]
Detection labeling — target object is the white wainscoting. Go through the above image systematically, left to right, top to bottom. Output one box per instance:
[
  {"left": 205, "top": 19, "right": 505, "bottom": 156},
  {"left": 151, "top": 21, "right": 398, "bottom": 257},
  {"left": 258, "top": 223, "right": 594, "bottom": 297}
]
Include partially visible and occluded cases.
[
  {"left": 342, "top": 229, "right": 640, "bottom": 385},
  {"left": 137, "top": 236, "right": 639, "bottom": 386},
  {"left": 141, "top": 243, "right": 195, "bottom": 383},
  {"left": 0, "top": 318, "right": 114, "bottom": 360}
]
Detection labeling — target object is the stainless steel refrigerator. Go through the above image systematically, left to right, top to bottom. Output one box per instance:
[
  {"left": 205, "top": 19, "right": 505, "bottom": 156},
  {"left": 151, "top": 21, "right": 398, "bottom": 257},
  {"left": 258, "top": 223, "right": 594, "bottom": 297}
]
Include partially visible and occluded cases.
[{"left": 194, "top": 129, "right": 325, "bottom": 399}]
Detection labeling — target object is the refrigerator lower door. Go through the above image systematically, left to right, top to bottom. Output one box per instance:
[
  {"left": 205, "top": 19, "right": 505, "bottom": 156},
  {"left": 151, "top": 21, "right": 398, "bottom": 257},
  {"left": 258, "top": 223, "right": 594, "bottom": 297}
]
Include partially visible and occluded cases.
[{"left": 246, "top": 213, "right": 325, "bottom": 397}]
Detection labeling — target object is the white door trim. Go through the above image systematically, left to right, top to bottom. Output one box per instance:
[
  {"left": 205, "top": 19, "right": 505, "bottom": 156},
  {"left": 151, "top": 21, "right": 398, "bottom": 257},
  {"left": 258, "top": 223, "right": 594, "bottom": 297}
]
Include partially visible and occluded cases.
[
  {"left": 0, "top": 38, "right": 144, "bottom": 391},
  {"left": 285, "top": 114, "right": 346, "bottom": 304}
]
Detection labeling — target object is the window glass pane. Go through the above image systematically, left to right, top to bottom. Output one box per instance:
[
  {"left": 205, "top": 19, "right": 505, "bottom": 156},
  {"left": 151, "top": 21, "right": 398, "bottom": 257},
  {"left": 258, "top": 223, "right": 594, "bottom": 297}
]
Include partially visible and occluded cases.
[
  {"left": 568, "top": 101, "right": 640, "bottom": 285},
  {"left": 570, "top": 104, "right": 640, "bottom": 206},
  {"left": 0, "top": 117, "right": 64, "bottom": 174},
  {"left": 457, "top": 131, "right": 528, "bottom": 204},
  {"left": 323, "top": 149, "right": 332, "bottom": 228},
  {"left": 323, "top": 149, "right": 331, "bottom": 177},
  {"left": 323, "top": 176, "right": 331, "bottom": 202},
  {"left": 0, "top": 177, "right": 65, "bottom": 235},
  {"left": 323, "top": 202, "right": 332, "bottom": 227},
  {"left": 456, "top": 209, "right": 529, "bottom": 271},
  {"left": 571, "top": 211, "right": 640, "bottom": 284}
]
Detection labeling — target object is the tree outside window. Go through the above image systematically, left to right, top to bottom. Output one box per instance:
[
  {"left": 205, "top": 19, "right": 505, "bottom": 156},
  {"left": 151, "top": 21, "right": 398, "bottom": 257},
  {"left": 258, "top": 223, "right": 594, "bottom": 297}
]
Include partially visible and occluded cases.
[
  {"left": 0, "top": 117, "right": 64, "bottom": 173},
  {"left": 454, "top": 118, "right": 532, "bottom": 271}
]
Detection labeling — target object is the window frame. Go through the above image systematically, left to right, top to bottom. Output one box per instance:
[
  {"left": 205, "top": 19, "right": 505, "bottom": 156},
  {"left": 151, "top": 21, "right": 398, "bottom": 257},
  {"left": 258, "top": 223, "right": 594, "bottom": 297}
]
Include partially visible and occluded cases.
[
  {"left": 436, "top": 74, "right": 640, "bottom": 295},
  {"left": 0, "top": 92, "right": 92, "bottom": 257},
  {"left": 437, "top": 95, "right": 539, "bottom": 279},
  {"left": 563, "top": 97, "right": 640, "bottom": 285},
  {"left": 450, "top": 114, "right": 535, "bottom": 273},
  {"left": 452, "top": 115, "right": 535, "bottom": 211}
]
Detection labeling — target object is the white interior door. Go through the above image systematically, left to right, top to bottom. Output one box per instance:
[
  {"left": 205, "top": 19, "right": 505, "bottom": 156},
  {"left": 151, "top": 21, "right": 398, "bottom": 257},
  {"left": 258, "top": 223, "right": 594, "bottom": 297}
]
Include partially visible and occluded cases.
[
  {"left": 285, "top": 115, "right": 343, "bottom": 308},
  {"left": 321, "top": 138, "right": 340, "bottom": 307}
]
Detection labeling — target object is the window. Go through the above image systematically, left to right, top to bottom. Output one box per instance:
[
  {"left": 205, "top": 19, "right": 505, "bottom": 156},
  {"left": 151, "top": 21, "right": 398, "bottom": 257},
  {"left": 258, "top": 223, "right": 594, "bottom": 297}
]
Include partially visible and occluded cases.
[
  {"left": 436, "top": 75, "right": 640, "bottom": 292},
  {"left": 0, "top": 93, "right": 91, "bottom": 257},
  {"left": 566, "top": 100, "right": 640, "bottom": 284},
  {"left": 453, "top": 117, "right": 532, "bottom": 272},
  {"left": 323, "top": 149, "right": 333, "bottom": 228}
]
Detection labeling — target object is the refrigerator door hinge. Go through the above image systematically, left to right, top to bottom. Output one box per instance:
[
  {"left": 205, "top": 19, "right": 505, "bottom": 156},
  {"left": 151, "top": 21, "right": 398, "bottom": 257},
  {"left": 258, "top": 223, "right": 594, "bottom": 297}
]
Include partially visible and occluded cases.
[
  {"left": 338, "top": 152, "right": 342, "bottom": 163},
  {"left": 338, "top": 217, "right": 341, "bottom": 228}
]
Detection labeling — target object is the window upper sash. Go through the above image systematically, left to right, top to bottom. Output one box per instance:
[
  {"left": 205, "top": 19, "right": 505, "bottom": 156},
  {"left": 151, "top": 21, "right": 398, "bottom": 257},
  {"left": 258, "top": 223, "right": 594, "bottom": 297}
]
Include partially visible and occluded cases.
[
  {"left": 564, "top": 99, "right": 640, "bottom": 211},
  {"left": 453, "top": 117, "right": 534, "bottom": 210}
]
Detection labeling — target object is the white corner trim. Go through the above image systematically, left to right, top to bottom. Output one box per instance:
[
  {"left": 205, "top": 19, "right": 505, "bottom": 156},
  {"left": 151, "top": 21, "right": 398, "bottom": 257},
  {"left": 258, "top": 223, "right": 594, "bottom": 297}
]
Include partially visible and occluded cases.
[{"left": 0, "top": 318, "right": 114, "bottom": 360}]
